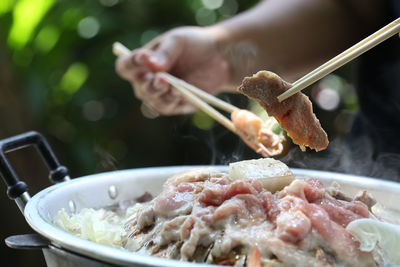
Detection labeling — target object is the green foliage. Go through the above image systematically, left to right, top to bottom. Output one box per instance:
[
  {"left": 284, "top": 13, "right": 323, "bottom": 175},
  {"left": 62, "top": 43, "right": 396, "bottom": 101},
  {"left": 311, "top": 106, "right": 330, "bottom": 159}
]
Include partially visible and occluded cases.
[
  {"left": 0, "top": 0, "right": 258, "bottom": 175},
  {"left": 8, "top": 0, "right": 55, "bottom": 49},
  {"left": 192, "top": 109, "right": 215, "bottom": 130}
]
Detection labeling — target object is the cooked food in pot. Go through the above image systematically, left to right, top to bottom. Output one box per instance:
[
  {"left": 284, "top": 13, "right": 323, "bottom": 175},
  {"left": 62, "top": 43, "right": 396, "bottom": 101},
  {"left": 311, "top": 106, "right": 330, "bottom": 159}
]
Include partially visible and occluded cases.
[
  {"left": 238, "top": 71, "right": 329, "bottom": 152},
  {"left": 56, "top": 159, "right": 400, "bottom": 266}
]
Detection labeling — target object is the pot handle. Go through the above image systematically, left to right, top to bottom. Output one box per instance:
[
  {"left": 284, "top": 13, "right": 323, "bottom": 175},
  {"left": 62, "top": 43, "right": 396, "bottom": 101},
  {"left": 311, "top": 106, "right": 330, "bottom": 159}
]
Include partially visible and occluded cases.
[
  {"left": 0, "top": 131, "right": 70, "bottom": 213},
  {"left": 5, "top": 234, "right": 50, "bottom": 250}
]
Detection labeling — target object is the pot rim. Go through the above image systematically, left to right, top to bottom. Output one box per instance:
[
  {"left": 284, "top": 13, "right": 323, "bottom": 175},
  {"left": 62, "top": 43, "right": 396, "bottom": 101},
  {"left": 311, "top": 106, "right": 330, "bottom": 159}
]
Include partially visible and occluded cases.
[{"left": 24, "top": 166, "right": 400, "bottom": 266}]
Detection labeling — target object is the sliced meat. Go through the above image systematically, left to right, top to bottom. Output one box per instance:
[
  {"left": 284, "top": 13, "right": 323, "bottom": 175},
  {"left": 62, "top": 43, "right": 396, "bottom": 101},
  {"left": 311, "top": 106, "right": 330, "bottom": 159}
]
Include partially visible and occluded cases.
[
  {"left": 238, "top": 71, "right": 329, "bottom": 151},
  {"left": 125, "top": 167, "right": 375, "bottom": 266},
  {"left": 165, "top": 168, "right": 222, "bottom": 186},
  {"left": 282, "top": 178, "right": 369, "bottom": 227},
  {"left": 354, "top": 190, "right": 376, "bottom": 210},
  {"left": 317, "top": 197, "right": 369, "bottom": 227},
  {"left": 299, "top": 201, "right": 375, "bottom": 265},
  {"left": 276, "top": 209, "right": 311, "bottom": 243},
  {"left": 246, "top": 245, "right": 262, "bottom": 267}
]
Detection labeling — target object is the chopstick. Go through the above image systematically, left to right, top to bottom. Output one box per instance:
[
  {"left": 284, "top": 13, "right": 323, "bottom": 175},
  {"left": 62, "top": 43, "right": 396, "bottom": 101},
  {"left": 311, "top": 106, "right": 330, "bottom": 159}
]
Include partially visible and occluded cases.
[
  {"left": 277, "top": 17, "right": 400, "bottom": 102},
  {"left": 291, "top": 18, "right": 400, "bottom": 88},
  {"left": 113, "top": 41, "right": 131, "bottom": 57},
  {"left": 112, "top": 42, "right": 238, "bottom": 133},
  {"left": 161, "top": 73, "right": 237, "bottom": 132},
  {"left": 162, "top": 73, "right": 238, "bottom": 114}
]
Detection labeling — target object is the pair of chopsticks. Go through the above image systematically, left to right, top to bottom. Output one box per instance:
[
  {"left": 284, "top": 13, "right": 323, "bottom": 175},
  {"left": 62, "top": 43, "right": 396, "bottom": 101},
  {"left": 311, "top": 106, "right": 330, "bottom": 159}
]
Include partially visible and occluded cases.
[
  {"left": 277, "top": 17, "right": 400, "bottom": 102},
  {"left": 112, "top": 42, "right": 240, "bottom": 135}
]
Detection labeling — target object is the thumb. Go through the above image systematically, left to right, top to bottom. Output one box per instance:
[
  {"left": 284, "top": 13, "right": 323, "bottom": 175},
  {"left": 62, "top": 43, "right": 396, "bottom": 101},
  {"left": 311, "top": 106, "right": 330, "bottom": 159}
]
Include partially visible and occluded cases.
[{"left": 146, "top": 35, "right": 185, "bottom": 72}]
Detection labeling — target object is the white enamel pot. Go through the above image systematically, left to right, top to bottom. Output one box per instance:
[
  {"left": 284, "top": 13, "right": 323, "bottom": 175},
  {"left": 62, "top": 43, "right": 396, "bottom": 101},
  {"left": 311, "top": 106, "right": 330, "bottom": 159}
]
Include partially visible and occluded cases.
[{"left": 1, "top": 132, "right": 400, "bottom": 267}]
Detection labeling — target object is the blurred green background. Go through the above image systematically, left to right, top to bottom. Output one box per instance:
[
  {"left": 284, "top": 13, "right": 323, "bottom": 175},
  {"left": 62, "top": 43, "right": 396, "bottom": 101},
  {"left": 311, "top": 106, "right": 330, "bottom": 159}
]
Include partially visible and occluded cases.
[{"left": 0, "top": 0, "right": 358, "bottom": 265}]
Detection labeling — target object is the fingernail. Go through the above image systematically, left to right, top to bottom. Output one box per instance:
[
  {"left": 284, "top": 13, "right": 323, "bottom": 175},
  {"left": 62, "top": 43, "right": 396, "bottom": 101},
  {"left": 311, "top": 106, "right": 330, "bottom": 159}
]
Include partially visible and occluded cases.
[
  {"left": 132, "top": 53, "right": 143, "bottom": 65},
  {"left": 136, "top": 53, "right": 146, "bottom": 64},
  {"left": 149, "top": 55, "right": 166, "bottom": 67},
  {"left": 144, "top": 72, "right": 154, "bottom": 81}
]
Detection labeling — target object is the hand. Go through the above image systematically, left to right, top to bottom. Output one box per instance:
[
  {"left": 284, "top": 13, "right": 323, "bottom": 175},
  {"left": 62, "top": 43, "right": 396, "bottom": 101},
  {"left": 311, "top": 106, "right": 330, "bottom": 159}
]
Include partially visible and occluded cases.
[{"left": 115, "top": 26, "right": 233, "bottom": 115}]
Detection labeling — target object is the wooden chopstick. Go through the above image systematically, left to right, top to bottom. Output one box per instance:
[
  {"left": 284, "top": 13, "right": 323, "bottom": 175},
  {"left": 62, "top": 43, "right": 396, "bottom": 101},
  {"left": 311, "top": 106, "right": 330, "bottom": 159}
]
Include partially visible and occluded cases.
[
  {"left": 277, "top": 17, "right": 400, "bottom": 102},
  {"left": 292, "top": 18, "right": 400, "bottom": 87},
  {"left": 112, "top": 42, "right": 237, "bottom": 133},
  {"left": 113, "top": 42, "right": 131, "bottom": 57},
  {"left": 161, "top": 73, "right": 237, "bottom": 133},
  {"left": 162, "top": 73, "right": 238, "bottom": 114}
]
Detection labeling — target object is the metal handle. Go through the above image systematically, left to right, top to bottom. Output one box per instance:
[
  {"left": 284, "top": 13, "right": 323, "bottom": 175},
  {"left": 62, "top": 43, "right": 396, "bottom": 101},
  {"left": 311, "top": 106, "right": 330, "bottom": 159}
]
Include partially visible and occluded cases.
[
  {"left": 0, "top": 131, "right": 70, "bottom": 213},
  {"left": 5, "top": 234, "right": 50, "bottom": 250}
]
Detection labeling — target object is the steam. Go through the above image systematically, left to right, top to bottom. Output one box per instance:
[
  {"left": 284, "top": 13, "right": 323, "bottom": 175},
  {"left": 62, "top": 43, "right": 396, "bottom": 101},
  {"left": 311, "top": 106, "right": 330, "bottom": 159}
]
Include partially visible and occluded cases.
[
  {"left": 203, "top": 128, "right": 244, "bottom": 166},
  {"left": 279, "top": 137, "right": 400, "bottom": 182},
  {"left": 94, "top": 145, "right": 118, "bottom": 172},
  {"left": 217, "top": 148, "right": 244, "bottom": 166}
]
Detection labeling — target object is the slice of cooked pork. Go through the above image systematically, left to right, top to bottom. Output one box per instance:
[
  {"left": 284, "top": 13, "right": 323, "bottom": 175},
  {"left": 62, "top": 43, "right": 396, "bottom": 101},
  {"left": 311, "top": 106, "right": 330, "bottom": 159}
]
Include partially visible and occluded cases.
[{"left": 238, "top": 71, "right": 329, "bottom": 152}]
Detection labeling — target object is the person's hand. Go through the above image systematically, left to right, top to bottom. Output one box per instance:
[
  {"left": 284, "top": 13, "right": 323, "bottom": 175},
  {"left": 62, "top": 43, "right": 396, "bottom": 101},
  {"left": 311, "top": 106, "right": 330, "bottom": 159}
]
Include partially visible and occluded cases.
[{"left": 115, "top": 26, "right": 233, "bottom": 115}]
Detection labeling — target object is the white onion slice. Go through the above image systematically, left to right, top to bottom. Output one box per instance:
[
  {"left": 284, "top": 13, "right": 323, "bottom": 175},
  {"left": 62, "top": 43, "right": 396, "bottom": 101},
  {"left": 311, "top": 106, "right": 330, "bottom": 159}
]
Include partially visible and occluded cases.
[{"left": 346, "top": 218, "right": 400, "bottom": 265}]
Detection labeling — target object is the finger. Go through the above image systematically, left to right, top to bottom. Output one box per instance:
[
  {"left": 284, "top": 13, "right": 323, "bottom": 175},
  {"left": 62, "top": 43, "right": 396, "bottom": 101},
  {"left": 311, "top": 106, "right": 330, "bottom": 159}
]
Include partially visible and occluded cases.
[
  {"left": 144, "top": 34, "right": 163, "bottom": 50},
  {"left": 144, "top": 35, "right": 185, "bottom": 72},
  {"left": 129, "top": 46, "right": 166, "bottom": 72},
  {"left": 132, "top": 48, "right": 151, "bottom": 66},
  {"left": 130, "top": 49, "right": 157, "bottom": 81},
  {"left": 116, "top": 50, "right": 156, "bottom": 83},
  {"left": 115, "top": 54, "right": 135, "bottom": 81},
  {"left": 116, "top": 55, "right": 144, "bottom": 81},
  {"left": 131, "top": 71, "right": 193, "bottom": 115},
  {"left": 132, "top": 73, "right": 154, "bottom": 98},
  {"left": 135, "top": 73, "right": 168, "bottom": 98},
  {"left": 153, "top": 73, "right": 170, "bottom": 93},
  {"left": 131, "top": 80, "right": 145, "bottom": 100},
  {"left": 140, "top": 87, "right": 181, "bottom": 115},
  {"left": 141, "top": 88, "right": 196, "bottom": 116},
  {"left": 151, "top": 88, "right": 198, "bottom": 115},
  {"left": 143, "top": 96, "right": 179, "bottom": 115},
  {"left": 161, "top": 98, "right": 197, "bottom": 115},
  {"left": 174, "top": 100, "right": 197, "bottom": 114},
  {"left": 140, "top": 103, "right": 159, "bottom": 119}
]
